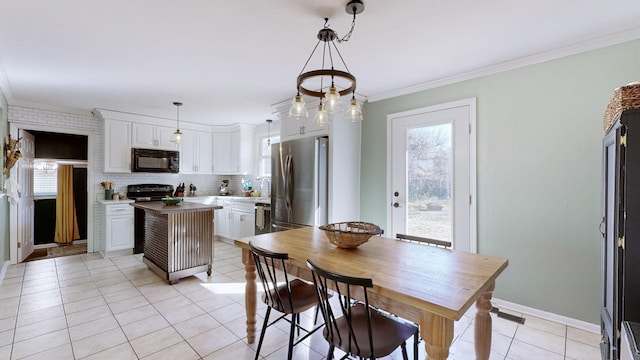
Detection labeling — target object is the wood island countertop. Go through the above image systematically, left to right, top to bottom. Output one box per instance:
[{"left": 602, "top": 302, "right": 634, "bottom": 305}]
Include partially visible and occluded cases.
[{"left": 130, "top": 201, "right": 222, "bottom": 214}]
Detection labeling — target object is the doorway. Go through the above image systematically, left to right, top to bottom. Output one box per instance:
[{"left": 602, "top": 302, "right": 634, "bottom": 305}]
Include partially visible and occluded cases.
[
  {"left": 387, "top": 98, "right": 476, "bottom": 252},
  {"left": 9, "top": 125, "right": 93, "bottom": 264}
]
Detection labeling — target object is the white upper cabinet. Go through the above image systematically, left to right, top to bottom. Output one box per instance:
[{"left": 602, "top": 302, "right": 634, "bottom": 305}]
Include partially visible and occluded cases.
[
  {"left": 281, "top": 115, "right": 328, "bottom": 141},
  {"left": 103, "top": 118, "right": 132, "bottom": 173},
  {"left": 132, "top": 123, "right": 178, "bottom": 150},
  {"left": 212, "top": 124, "right": 255, "bottom": 175},
  {"left": 180, "top": 127, "right": 213, "bottom": 174},
  {"left": 212, "top": 131, "right": 232, "bottom": 174}
]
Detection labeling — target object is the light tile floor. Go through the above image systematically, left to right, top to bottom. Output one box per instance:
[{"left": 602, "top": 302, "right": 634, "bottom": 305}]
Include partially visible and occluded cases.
[{"left": 0, "top": 240, "right": 601, "bottom": 360}]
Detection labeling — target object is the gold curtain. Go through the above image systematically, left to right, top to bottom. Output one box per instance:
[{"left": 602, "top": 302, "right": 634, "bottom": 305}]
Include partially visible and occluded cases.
[{"left": 54, "top": 165, "right": 80, "bottom": 244}]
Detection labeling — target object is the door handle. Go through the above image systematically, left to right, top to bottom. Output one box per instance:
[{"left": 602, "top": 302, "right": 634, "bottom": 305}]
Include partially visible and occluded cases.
[{"left": 393, "top": 202, "right": 400, "bottom": 208}]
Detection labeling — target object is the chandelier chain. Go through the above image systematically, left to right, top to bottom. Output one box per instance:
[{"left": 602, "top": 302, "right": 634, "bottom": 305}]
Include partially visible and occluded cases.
[{"left": 336, "top": 13, "right": 357, "bottom": 43}]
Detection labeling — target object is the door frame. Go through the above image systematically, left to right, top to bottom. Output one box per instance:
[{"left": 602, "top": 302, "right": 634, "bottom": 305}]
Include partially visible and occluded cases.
[
  {"left": 386, "top": 97, "right": 477, "bottom": 252},
  {"left": 9, "top": 122, "right": 94, "bottom": 264}
]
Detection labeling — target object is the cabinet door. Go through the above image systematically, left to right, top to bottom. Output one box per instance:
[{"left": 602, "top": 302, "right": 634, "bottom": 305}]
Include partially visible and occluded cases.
[
  {"left": 282, "top": 116, "right": 304, "bottom": 139},
  {"left": 104, "top": 119, "right": 132, "bottom": 173},
  {"left": 132, "top": 123, "right": 156, "bottom": 148},
  {"left": 156, "top": 125, "right": 179, "bottom": 150},
  {"left": 180, "top": 129, "right": 196, "bottom": 174},
  {"left": 230, "top": 130, "right": 241, "bottom": 173},
  {"left": 196, "top": 131, "right": 213, "bottom": 174},
  {"left": 213, "top": 132, "right": 231, "bottom": 174},
  {"left": 244, "top": 212, "right": 256, "bottom": 237},
  {"left": 107, "top": 216, "right": 134, "bottom": 250}
]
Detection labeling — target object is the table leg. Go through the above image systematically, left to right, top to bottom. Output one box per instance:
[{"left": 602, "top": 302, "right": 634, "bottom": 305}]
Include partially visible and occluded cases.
[
  {"left": 242, "top": 248, "right": 257, "bottom": 344},
  {"left": 474, "top": 282, "right": 495, "bottom": 360},
  {"left": 421, "top": 311, "right": 454, "bottom": 360}
]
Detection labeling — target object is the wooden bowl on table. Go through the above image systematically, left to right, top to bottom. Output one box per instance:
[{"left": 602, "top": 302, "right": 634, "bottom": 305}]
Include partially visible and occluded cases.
[{"left": 320, "top": 221, "right": 383, "bottom": 249}]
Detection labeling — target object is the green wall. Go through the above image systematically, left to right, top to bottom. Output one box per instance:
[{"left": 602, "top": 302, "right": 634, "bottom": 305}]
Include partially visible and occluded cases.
[
  {"left": 360, "top": 38, "right": 640, "bottom": 324},
  {"left": 0, "top": 84, "right": 7, "bottom": 264}
]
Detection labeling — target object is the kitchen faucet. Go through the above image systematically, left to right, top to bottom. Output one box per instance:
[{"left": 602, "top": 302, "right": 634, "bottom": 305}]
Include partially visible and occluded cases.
[{"left": 260, "top": 177, "right": 270, "bottom": 197}]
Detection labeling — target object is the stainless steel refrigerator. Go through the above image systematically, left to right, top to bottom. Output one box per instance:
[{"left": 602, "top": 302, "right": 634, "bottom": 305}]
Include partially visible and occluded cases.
[{"left": 271, "top": 136, "right": 328, "bottom": 231}]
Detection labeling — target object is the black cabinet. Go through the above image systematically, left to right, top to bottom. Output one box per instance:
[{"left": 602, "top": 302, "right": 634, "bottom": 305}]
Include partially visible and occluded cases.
[{"left": 602, "top": 108, "right": 640, "bottom": 359}]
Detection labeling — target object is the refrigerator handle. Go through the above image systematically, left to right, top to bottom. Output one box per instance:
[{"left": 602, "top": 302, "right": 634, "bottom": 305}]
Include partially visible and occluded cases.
[{"left": 285, "top": 154, "right": 293, "bottom": 210}]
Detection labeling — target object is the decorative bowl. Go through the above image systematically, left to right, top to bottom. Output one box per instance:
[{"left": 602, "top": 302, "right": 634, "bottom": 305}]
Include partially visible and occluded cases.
[
  {"left": 162, "top": 197, "right": 182, "bottom": 206},
  {"left": 320, "top": 221, "right": 383, "bottom": 249}
]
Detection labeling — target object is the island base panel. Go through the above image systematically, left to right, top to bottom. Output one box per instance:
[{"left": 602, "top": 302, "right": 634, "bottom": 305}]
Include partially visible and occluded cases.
[{"left": 142, "top": 209, "right": 214, "bottom": 285}]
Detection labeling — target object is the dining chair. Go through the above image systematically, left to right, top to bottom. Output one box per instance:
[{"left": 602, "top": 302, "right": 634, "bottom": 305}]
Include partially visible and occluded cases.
[
  {"left": 396, "top": 233, "right": 452, "bottom": 248},
  {"left": 249, "top": 242, "right": 323, "bottom": 360},
  {"left": 307, "top": 259, "right": 419, "bottom": 360}
]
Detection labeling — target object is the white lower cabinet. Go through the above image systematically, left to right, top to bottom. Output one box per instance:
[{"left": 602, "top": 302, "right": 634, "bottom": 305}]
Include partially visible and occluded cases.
[
  {"left": 213, "top": 199, "right": 256, "bottom": 240},
  {"left": 216, "top": 200, "right": 233, "bottom": 239},
  {"left": 101, "top": 201, "right": 134, "bottom": 257},
  {"left": 232, "top": 202, "right": 255, "bottom": 239}
]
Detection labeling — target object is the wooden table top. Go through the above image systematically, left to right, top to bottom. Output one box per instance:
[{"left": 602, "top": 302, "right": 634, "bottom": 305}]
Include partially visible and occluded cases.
[
  {"left": 130, "top": 201, "right": 222, "bottom": 214},
  {"left": 235, "top": 227, "right": 508, "bottom": 321}
]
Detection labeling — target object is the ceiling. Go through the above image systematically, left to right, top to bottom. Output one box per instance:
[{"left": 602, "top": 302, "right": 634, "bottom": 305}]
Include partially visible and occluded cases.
[{"left": 1, "top": 0, "right": 640, "bottom": 126}]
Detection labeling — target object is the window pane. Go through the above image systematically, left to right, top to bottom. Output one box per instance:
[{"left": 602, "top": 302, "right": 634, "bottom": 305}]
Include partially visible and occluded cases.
[
  {"left": 406, "top": 124, "right": 452, "bottom": 242},
  {"left": 33, "top": 160, "right": 58, "bottom": 195}
]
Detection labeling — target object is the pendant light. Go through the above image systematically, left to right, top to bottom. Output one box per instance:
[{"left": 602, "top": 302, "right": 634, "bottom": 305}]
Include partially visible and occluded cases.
[
  {"left": 348, "top": 93, "right": 363, "bottom": 122},
  {"left": 171, "top": 101, "right": 183, "bottom": 144},
  {"left": 314, "top": 101, "right": 329, "bottom": 127},
  {"left": 266, "top": 119, "right": 273, "bottom": 146}
]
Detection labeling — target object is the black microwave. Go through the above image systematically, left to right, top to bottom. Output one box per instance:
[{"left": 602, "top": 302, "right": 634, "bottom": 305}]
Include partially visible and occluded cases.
[{"left": 131, "top": 148, "right": 180, "bottom": 173}]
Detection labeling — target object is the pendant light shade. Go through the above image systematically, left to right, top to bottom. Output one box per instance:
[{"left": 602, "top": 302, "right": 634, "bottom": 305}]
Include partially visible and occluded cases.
[
  {"left": 288, "top": 94, "right": 308, "bottom": 120},
  {"left": 348, "top": 95, "right": 363, "bottom": 122},
  {"left": 171, "top": 101, "right": 183, "bottom": 144},
  {"left": 314, "top": 101, "right": 328, "bottom": 127},
  {"left": 266, "top": 119, "right": 273, "bottom": 146}
]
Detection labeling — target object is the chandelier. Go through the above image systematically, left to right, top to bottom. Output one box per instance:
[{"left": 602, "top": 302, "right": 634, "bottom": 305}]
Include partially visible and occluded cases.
[
  {"left": 289, "top": 0, "right": 365, "bottom": 124},
  {"left": 170, "top": 101, "right": 183, "bottom": 144}
]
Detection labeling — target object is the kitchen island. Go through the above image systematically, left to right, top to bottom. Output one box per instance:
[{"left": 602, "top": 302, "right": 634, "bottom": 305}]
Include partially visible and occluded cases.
[{"left": 131, "top": 201, "right": 222, "bottom": 284}]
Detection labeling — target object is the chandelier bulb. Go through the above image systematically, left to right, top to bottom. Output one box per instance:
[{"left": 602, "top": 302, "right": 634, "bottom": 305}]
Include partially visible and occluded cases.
[
  {"left": 324, "top": 85, "right": 343, "bottom": 114},
  {"left": 288, "top": 94, "right": 308, "bottom": 120},
  {"left": 349, "top": 96, "right": 363, "bottom": 122},
  {"left": 315, "top": 101, "right": 329, "bottom": 127}
]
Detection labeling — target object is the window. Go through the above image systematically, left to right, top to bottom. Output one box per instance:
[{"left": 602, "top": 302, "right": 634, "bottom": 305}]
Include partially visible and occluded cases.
[
  {"left": 259, "top": 135, "right": 279, "bottom": 177},
  {"left": 33, "top": 160, "right": 58, "bottom": 195}
]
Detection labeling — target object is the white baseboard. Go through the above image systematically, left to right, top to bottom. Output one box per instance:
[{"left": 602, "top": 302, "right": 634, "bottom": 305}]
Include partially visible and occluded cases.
[
  {"left": 0, "top": 260, "right": 9, "bottom": 287},
  {"left": 493, "top": 298, "right": 599, "bottom": 334}
]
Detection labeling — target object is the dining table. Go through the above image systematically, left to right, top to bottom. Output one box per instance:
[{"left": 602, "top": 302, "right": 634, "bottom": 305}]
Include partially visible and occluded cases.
[{"left": 234, "top": 227, "right": 508, "bottom": 360}]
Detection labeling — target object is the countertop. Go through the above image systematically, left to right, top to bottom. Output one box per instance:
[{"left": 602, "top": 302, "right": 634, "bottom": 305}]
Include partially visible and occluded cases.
[
  {"left": 182, "top": 195, "right": 271, "bottom": 204},
  {"left": 130, "top": 201, "right": 222, "bottom": 214}
]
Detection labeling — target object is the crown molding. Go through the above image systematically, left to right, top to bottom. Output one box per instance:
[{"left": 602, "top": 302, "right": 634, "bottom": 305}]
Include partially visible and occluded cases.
[
  {"left": 368, "top": 26, "right": 640, "bottom": 103},
  {"left": 9, "top": 101, "right": 94, "bottom": 116}
]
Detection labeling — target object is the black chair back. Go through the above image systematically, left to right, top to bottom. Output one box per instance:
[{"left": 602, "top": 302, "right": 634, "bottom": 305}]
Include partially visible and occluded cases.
[
  {"left": 396, "top": 233, "right": 452, "bottom": 248},
  {"left": 249, "top": 242, "right": 294, "bottom": 313},
  {"left": 307, "top": 259, "right": 375, "bottom": 357}
]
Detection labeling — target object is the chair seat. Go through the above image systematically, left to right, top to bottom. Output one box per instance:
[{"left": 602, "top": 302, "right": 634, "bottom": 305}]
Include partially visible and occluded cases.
[
  {"left": 262, "top": 278, "right": 319, "bottom": 314},
  {"left": 324, "top": 303, "right": 418, "bottom": 358}
]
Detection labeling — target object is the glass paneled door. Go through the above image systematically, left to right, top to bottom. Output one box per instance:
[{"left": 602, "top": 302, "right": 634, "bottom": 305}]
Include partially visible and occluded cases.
[{"left": 388, "top": 99, "right": 476, "bottom": 252}]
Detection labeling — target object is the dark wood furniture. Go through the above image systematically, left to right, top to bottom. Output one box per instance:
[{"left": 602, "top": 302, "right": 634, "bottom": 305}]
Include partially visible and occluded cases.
[
  {"left": 601, "top": 108, "right": 640, "bottom": 359},
  {"left": 396, "top": 233, "right": 452, "bottom": 248},
  {"left": 249, "top": 242, "right": 322, "bottom": 360},
  {"left": 307, "top": 259, "right": 419, "bottom": 360}
]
